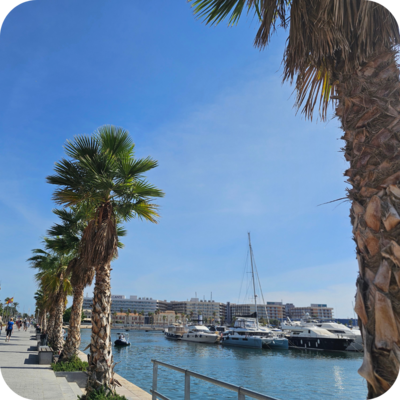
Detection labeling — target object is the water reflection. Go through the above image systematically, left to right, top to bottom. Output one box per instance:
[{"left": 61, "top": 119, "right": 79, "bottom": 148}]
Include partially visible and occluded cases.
[{"left": 80, "top": 329, "right": 366, "bottom": 400}]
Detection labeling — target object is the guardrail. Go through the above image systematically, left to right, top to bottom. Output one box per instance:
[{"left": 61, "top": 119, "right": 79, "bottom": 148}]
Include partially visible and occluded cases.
[{"left": 150, "top": 359, "right": 280, "bottom": 400}]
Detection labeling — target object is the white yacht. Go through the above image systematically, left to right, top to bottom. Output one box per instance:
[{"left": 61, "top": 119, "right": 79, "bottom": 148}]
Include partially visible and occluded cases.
[
  {"left": 222, "top": 233, "right": 289, "bottom": 350},
  {"left": 281, "top": 316, "right": 363, "bottom": 352},
  {"left": 221, "top": 318, "right": 288, "bottom": 349},
  {"left": 164, "top": 324, "right": 188, "bottom": 340},
  {"left": 182, "top": 325, "right": 220, "bottom": 344},
  {"left": 284, "top": 325, "right": 354, "bottom": 352}
]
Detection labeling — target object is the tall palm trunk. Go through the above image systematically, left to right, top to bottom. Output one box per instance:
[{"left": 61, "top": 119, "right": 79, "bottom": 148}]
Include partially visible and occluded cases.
[
  {"left": 337, "top": 47, "right": 400, "bottom": 398},
  {"left": 86, "top": 262, "right": 114, "bottom": 396},
  {"left": 60, "top": 283, "right": 84, "bottom": 361},
  {"left": 50, "top": 284, "right": 66, "bottom": 353},
  {"left": 47, "top": 307, "right": 55, "bottom": 337},
  {"left": 42, "top": 312, "right": 47, "bottom": 332}
]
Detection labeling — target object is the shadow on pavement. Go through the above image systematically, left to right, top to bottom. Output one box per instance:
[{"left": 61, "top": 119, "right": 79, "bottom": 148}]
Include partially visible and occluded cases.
[{"left": 24, "top": 354, "right": 39, "bottom": 364}]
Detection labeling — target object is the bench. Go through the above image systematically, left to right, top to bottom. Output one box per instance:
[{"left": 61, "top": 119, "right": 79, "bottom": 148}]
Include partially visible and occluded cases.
[{"left": 38, "top": 345, "right": 53, "bottom": 364}]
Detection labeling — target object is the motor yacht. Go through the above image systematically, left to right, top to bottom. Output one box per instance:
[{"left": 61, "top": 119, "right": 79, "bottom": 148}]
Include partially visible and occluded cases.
[
  {"left": 281, "top": 315, "right": 363, "bottom": 352},
  {"left": 221, "top": 318, "right": 288, "bottom": 349},
  {"left": 164, "top": 324, "right": 188, "bottom": 340},
  {"left": 182, "top": 325, "right": 220, "bottom": 344},
  {"left": 285, "top": 325, "right": 354, "bottom": 351}
]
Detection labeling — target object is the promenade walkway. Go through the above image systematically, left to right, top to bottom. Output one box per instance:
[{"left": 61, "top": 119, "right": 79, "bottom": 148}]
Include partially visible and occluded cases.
[
  {"left": 0, "top": 327, "right": 151, "bottom": 400},
  {"left": 0, "top": 327, "right": 82, "bottom": 400}
]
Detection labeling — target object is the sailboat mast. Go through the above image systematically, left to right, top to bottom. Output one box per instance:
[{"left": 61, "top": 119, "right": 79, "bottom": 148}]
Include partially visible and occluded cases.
[{"left": 248, "top": 232, "right": 259, "bottom": 329}]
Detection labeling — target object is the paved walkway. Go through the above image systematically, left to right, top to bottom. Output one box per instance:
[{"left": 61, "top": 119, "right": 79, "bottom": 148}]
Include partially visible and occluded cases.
[
  {"left": 0, "top": 327, "right": 151, "bottom": 400},
  {"left": 0, "top": 327, "right": 82, "bottom": 400}
]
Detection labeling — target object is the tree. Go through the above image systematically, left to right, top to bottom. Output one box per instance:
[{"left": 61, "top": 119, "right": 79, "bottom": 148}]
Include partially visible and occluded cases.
[
  {"left": 191, "top": 1, "right": 400, "bottom": 397},
  {"left": 47, "top": 125, "right": 164, "bottom": 396},
  {"left": 46, "top": 207, "right": 97, "bottom": 362},
  {"left": 29, "top": 247, "right": 73, "bottom": 352},
  {"left": 63, "top": 307, "right": 85, "bottom": 323},
  {"left": 162, "top": 315, "right": 167, "bottom": 327}
]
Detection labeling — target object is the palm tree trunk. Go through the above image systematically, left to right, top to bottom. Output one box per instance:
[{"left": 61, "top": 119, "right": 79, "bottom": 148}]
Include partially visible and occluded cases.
[
  {"left": 337, "top": 47, "right": 400, "bottom": 398},
  {"left": 86, "top": 262, "right": 114, "bottom": 396},
  {"left": 60, "top": 284, "right": 84, "bottom": 361},
  {"left": 50, "top": 286, "right": 66, "bottom": 353},
  {"left": 47, "top": 307, "right": 56, "bottom": 339},
  {"left": 42, "top": 310, "right": 47, "bottom": 332}
]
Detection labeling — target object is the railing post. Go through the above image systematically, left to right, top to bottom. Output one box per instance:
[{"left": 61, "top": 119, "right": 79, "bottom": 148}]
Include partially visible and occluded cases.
[
  {"left": 152, "top": 362, "right": 158, "bottom": 400},
  {"left": 184, "top": 370, "right": 190, "bottom": 400},
  {"left": 238, "top": 386, "right": 245, "bottom": 400}
]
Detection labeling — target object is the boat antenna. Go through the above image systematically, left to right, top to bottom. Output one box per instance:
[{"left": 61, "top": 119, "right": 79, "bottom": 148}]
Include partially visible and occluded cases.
[{"left": 248, "top": 232, "right": 259, "bottom": 329}]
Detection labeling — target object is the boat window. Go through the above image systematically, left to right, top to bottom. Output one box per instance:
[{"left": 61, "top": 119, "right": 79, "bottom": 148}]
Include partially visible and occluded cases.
[
  {"left": 308, "top": 330, "right": 310, "bottom": 333},
  {"left": 187, "top": 335, "right": 189, "bottom": 338},
  {"left": 195, "top": 335, "right": 198, "bottom": 338},
  {"left": 200, "top": 335, "right": 202, "bottom": 338}
]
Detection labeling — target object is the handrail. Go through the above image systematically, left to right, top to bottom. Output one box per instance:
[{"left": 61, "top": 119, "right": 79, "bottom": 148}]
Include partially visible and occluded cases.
[{"left": 150, "top": 359, "right": 280, "bottom": 400}]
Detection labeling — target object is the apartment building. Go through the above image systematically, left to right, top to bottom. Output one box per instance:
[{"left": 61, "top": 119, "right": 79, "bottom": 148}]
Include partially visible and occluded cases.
[
  {"left": 82, "top": 295, "right": 159, "bottom": 314},
  {"left": 169, "top": 298, "right": 225, "bottom": 320},
  {"left": 227, "top": 302, "right": 286, "bottom": 321},
  {"left": 289, "top": 304, "right": 333, "bottom": 319}
]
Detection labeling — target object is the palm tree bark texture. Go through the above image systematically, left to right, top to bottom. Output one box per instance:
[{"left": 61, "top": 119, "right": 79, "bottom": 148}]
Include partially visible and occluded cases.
[
  {"left": 339, "top": 47, "right": 400, "bottom": 397},
  {"left": 87, "top": 262, "right": 114, "bottom": 395},
  {"left": 51, "top": 283, "right": 67, "bottom": 353},
  {"left": 61, "top": 283, "right": 84, "bottom": 360}
]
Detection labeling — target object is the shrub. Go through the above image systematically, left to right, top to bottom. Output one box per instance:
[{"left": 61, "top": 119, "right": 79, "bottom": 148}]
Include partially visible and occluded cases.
[{"left": 51, "top": 355, "right": 88, "bottom": 372}]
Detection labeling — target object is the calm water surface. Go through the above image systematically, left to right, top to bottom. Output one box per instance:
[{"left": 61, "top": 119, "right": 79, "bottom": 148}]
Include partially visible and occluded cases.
[{"left": 79, "top": 329, "right": 367, "bottom": 400}]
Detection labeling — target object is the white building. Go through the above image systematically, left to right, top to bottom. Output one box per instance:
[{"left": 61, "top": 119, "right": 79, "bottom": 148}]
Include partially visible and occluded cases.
[{"left": 82, "top": 295, "right": 159, "bottom": 314}]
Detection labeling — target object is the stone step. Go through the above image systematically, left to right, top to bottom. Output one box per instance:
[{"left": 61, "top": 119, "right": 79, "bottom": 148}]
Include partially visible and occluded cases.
[
  {"left": 56, "top": 376, "right": 81, "bottom": 399},
  {"left": 68, "top": 381, "right": 84, "bottom": 397}
]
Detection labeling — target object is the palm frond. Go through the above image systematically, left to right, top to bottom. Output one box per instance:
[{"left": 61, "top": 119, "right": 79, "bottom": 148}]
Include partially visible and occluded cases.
[{"left": 191, "top": 0, "right": 258, "bottom": 26}]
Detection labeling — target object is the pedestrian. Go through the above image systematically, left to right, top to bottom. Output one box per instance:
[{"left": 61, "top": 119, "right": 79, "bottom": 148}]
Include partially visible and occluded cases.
[
  {"left": 5, "top": 318, "right": 14, "bottom": 342},
  {"left": 0, "top": 319, "right": 3, "bottom": 336},
  {"left": 24, "top": 319, "right": 28, "bottom": 331},
  {"left": 17, "top": 320, "right": 21, "bottom": 331}
]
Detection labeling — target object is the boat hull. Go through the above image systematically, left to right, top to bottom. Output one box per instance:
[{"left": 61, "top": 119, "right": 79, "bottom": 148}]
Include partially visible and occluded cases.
[
  {"left": 165, "top": 332, "right": 182, "bottom": 340},
  {"left": 182, "top": 333, "right": 219, "bottom": 344},
  {"left": 221, "top": 336, "right": 262, "bottom": 349},
  {"left": 288, "top": 336, "right": 353, "bottom": 351},
  {"left": 262, "top": 337, "right": 289, "bottom": 350},
  {"left": 114, "top": 340, "right": 130, "bottom": 347}
]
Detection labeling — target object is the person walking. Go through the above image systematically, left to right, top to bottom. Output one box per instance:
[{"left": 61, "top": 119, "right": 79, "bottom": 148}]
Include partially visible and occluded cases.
[
  {"left": 5, "top": 318, "right": 14, "bottom": 342},
  {"left": 0, "top": 319, "right": 3, "bottom": 336}
]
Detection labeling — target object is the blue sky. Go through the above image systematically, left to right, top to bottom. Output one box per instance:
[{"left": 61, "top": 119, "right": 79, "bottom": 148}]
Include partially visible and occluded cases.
[{"left": 0, "top": 0, "right": 358, "bottom": 318}]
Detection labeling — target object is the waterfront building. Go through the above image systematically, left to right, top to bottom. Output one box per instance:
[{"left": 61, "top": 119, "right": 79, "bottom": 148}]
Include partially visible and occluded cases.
[
  {"left": 82, "top": 295, "right": 159, "bottom": 314},
  {"left": 169, "top": 298, "right": 225, "bottom": 321},
  {"left": 227, "top": 302, "right": 286, "bottom": 321},
  {"left": 289, "top": 304, "right": 333, "bottom": 319},
  {"left": 111, "top": 310, "right": 180, "bottom": 326},
  {"left": 111, "top": 312, "right": 145, "bottom": 325}
]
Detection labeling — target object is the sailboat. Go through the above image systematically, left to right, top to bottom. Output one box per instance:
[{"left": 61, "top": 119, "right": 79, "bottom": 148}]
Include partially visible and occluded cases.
[{"left": 221, "top": 233, "right": 289, "bottom": 350}]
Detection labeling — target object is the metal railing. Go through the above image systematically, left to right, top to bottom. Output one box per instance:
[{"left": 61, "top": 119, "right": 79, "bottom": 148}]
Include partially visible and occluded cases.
[{"left": 150, "top": 359, "right": 280, "bottom": 400}]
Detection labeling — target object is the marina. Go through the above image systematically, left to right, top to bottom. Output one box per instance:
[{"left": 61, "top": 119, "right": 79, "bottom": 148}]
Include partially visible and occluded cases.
[{"left": 79, "top": 328, "right": 367, "bottom": 400}]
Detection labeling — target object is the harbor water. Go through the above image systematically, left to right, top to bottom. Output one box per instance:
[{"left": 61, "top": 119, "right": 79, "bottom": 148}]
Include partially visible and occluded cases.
[{"left": 79, "top": 329, "right": 367, "bottom": 400}]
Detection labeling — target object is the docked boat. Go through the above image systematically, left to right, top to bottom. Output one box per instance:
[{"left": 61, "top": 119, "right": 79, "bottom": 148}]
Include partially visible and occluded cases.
[
  {"left": 222, "top": 233, "right": 289, "bottom": 350},
  {"left": 282, "top": 316, "right": 363, "bottom": 352},
  {"left": 221, "top": 318, "right": 288, "bottom": 349},
  {"left": 164, "top": 324, "right": 188, "bottom": 340},
  {"left": 182, "top": 325, "right": 220, "bottom": 344},
  {"left": 285, "top": 325, "right": 354, "bottom": 351},
  {"left": 114, "top": 333, "right": 130, "bottom": 347}
]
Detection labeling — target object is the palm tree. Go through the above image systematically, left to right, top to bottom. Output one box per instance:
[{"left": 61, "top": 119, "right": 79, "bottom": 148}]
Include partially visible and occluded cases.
[
  {"left": 191, "top": 1, "right": 400, "bottom": 397},
  {"left": 47, "top": 125, "right": 164, "bottom": 395},
  {"left": 45, "top": 207, "right": 95, "bottom": 362},
  {"left": 29, "top": 247, "right": 73, "bottom": 352},
  {"left": 162, "top": 315, "right": 167, "bottom": 327}
]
